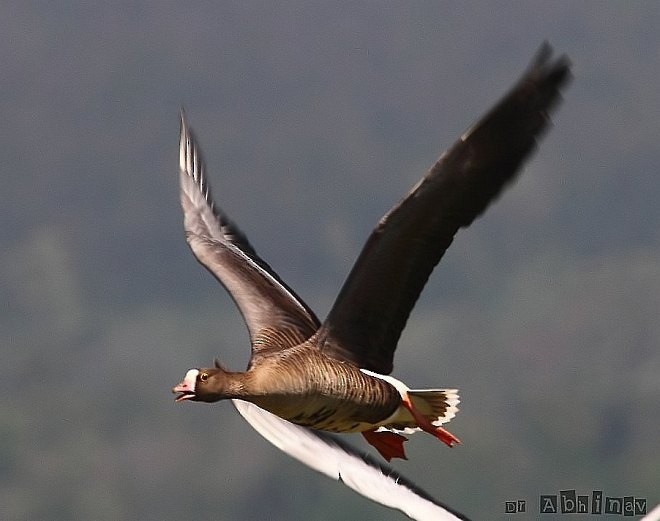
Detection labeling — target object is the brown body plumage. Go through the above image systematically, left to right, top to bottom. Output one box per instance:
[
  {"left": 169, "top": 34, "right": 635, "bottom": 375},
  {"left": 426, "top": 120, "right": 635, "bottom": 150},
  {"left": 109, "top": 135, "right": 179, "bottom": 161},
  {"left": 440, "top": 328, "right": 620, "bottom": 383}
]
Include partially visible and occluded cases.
[{"left": 246, "top": 347, "right": 401, "bottom": 432}]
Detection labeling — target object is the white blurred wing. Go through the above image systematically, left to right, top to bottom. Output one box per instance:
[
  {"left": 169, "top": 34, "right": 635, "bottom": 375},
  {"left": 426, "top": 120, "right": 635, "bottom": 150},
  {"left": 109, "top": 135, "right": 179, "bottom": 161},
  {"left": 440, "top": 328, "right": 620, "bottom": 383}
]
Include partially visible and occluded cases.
[
  {"left": 233, "top": 400, "right": 470, "bottom": 521},
  {"left": 641, "top": 504, "right": 660, "bottom": 521}
]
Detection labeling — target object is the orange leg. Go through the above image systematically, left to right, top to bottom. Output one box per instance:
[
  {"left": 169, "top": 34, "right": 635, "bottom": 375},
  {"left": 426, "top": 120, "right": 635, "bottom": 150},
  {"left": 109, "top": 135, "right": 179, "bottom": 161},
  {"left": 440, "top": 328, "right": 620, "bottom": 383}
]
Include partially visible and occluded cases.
[
  {"left": 401, "top": 394, "right": 461, "bottom": 447},
  {"left": 362, "top": 429, "right": 409, "bottom": 461}
]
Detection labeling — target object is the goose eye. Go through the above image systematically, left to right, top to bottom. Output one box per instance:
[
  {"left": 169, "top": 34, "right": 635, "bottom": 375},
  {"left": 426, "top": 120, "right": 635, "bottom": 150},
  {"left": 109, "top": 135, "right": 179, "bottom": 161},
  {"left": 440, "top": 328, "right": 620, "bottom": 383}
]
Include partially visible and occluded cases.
[{"left": 199, "top": 372, "right": 209, "bottom": 383}]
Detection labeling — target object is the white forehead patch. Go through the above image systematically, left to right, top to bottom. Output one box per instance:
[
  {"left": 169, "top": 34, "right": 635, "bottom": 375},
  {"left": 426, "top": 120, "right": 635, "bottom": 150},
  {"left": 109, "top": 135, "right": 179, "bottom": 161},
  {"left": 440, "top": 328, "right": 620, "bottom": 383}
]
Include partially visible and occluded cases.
[{"left": 183, "top": 369, "right": 199, "bottom": 391}]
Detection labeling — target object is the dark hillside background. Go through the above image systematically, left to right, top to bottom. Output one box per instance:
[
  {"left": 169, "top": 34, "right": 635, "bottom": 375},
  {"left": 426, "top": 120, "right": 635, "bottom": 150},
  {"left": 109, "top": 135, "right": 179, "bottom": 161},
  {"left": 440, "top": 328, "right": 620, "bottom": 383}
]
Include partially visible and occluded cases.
[{"left": 2, "top": 3, "right": 659, "bottom": 520}]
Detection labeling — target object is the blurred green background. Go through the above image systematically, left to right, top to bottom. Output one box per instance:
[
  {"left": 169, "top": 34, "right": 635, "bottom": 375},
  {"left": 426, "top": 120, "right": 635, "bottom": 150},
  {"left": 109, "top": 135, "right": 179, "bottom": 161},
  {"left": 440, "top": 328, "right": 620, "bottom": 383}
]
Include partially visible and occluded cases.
[{"left": 2, "top": 2, "right": 658, "bottom": 520}]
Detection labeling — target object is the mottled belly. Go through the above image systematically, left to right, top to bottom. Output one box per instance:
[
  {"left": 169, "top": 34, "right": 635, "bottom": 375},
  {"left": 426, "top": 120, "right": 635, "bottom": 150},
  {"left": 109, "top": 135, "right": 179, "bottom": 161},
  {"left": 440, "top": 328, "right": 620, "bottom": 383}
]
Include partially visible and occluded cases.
[
  {"left": 252, "top": 392, "right": 399, "bottom": 433},
  {"left": 285, "top": 399, "right": 370, "bottom": 433}
]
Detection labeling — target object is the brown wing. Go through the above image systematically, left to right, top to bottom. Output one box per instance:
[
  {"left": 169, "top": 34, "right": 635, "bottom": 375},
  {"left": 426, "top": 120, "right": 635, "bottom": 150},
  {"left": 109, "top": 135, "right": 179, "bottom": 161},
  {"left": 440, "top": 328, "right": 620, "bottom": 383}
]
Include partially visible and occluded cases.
[
  {"left": 314, "top": 44, "right": 571, "bottom": 374},
  {"left": 179, "top": 112, "right": 320, "bottom": 358}
]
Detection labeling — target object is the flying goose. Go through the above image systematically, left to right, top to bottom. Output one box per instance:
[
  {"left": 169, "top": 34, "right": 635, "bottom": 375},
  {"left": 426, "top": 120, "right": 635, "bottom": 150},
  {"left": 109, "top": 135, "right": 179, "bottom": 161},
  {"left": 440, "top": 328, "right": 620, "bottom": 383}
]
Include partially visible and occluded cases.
[{"left": 173, "top": 44, "right": 570, "bottom": 520}]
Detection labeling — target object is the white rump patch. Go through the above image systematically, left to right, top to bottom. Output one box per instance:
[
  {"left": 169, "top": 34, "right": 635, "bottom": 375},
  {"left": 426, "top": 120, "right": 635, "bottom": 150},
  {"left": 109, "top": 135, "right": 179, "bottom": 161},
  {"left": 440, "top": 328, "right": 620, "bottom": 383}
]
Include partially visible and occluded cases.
[
  {"left": 359, "top": 368, "right": 410, "bottom": 395},
  {"left": 360, "top": 369, "right": 460, "bottom": 434}
]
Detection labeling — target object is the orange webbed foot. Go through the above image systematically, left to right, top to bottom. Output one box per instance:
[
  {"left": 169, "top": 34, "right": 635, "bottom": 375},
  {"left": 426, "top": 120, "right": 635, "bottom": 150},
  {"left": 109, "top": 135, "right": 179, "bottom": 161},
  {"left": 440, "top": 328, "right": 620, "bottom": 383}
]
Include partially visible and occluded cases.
[
  {"left": 401, "top": 394, "right": 461, "bottom": 447},
  {"left": 431, "top": 426, "right": 461, "bottom": 447},
  {"left": 362, "top": 430, "right": 409, "bottom": 461}
]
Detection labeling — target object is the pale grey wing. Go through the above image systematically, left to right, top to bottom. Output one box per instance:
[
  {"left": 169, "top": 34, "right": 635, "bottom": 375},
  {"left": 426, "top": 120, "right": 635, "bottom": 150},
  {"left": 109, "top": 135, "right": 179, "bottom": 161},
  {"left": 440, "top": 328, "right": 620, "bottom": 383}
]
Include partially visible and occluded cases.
[
  {"left": 315, "top": 44, "right": 571, "bottom": 374},
  {"left": 179, "top": 113, "right": 320, "bottom": 355},
  {"left": 233, "top": 400, "right": 471, "bottom": 521}
]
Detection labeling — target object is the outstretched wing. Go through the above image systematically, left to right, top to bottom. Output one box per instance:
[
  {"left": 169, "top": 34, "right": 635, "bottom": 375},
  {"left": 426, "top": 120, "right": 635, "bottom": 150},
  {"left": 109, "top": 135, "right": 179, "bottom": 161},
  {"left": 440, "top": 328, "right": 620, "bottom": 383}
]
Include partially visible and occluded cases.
[
  {"left": 315, "top": 44, "right": 571, "bottom": 374},
  {"left": 179, "top": 113, "right": 320, "bottom": 357},
  {"left": 233, "top": 400, "right": 471, "bottom": 521}
]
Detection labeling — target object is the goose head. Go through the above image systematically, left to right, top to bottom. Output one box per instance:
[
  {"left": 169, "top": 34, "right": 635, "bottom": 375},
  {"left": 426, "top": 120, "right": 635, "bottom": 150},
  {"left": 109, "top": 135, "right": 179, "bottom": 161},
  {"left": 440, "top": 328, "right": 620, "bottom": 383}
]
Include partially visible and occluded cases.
[{"left": 172, "top": 360, "right": 242, "bottom": 403}]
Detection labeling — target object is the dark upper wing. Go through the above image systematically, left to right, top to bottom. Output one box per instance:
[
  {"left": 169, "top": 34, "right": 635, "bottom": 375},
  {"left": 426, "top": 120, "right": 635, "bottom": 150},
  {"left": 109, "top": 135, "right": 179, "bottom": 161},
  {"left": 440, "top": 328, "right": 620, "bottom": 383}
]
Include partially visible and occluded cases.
[
  {"left": 315, "top": 44, "right": 571, "bottom": 374},
  {"left": 179, "top": 112, "right": 320, "bottom": 356},
  {"left": 233, "top": 400, "right": 471, "bottom": 521}
]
